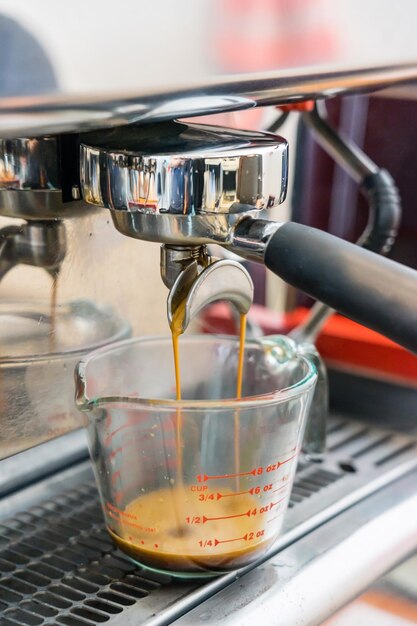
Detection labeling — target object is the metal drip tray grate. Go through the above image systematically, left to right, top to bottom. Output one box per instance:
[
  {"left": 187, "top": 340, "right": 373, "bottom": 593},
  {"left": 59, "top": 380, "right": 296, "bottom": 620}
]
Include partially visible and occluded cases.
[
  {"left": 0, "top": 416, "right": 416, "bottom": 625},
  {"left": 288, "top": 467, "right": 341, "bottom": 507},
  {"left": 0, "top": 484, "right": 171, "bottom": 625}
]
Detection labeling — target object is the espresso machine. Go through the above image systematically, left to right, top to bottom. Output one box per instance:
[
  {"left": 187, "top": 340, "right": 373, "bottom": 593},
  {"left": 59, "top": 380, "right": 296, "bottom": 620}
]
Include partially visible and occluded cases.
[{"left": 2, "top": 2, "right": 417, "bottom": 623}]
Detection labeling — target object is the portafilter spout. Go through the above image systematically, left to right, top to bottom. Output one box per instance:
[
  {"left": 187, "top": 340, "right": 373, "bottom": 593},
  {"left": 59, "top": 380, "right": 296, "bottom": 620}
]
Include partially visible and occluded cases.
[{"left": 165, "top": 251, "right": 254, "bottom": 335}]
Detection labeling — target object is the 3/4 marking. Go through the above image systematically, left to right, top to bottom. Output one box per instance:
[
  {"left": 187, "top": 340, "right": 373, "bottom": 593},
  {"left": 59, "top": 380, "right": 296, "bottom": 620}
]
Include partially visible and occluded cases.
[
  {"left": 217, "top": 489, "right": 253, "bottom": 499},
  {"left": 198, "top": 493, "right": 217, "bottom": 502}
]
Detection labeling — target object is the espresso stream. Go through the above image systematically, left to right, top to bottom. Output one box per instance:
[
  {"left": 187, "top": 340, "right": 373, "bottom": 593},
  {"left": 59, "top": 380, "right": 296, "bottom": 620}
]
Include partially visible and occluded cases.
[
  {"left": 49, "top": 272, "right": 59, "bottom": 353},
  {"left": 110, "top": 306, "right": 270, "bottom": 572}
]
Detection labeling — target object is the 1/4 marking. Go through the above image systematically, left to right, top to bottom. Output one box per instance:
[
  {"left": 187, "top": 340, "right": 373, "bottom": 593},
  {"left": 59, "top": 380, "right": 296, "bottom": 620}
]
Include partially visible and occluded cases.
[
  {"left": 198, "top": 530, "right": 265, "bottom": 548},
  {"left": 214, "top": 535, "right": 248, "bottom": 545}
]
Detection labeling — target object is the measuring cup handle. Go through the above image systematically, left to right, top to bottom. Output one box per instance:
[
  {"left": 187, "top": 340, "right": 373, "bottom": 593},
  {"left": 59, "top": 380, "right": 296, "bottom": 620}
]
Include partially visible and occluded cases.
[
  {"left": 264, "top": 222, "right": 417, "bottom": 353},
  {"left": 260, "top": 335, "right": 325, "bottom": 458},
  {"left": 297, "top": 344, "right": 328, "bottom": 460}
]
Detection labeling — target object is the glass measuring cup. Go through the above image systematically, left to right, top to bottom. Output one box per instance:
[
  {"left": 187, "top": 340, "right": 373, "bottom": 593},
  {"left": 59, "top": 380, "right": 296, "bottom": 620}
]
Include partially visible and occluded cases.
[{"left": 75, "top": 334, "right": 317, "bottom": 578}]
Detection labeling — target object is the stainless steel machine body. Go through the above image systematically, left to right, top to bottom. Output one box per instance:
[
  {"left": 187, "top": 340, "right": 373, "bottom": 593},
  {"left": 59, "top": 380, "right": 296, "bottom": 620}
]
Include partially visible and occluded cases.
[{"left": 1, "top": 16, "right": 417, "bottom": 620}]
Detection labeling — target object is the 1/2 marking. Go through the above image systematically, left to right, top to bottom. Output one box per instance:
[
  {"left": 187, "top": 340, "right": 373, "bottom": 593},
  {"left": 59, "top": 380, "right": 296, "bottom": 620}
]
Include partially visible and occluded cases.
[{"left": 187, "top": 509, "right": 256, "bottom": 524}]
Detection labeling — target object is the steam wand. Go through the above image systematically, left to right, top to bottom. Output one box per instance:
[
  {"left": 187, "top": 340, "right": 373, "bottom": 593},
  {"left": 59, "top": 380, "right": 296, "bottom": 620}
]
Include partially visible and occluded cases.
[{"left": 290, "top": 100, "right": 401, "bottom": 344}]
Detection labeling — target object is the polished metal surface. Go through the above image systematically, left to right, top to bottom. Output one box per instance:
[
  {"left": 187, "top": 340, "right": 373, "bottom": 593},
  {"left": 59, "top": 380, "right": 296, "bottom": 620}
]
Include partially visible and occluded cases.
[
  {"left": 2, "top": 64, "right": 417, "bottom": 137},
  {"left": 303, "top": 100, "right": 378, "bottom": 183},
  {"left": 80, "top": 121, "right": 288, "bottom": 225},
  {"left": 81, "top": 121, "right": 287, "bottom": 245},
  {"left": 0, "top": 136, "right": 90, "bottom": 219},
  {"left": 0, "top": 137, "right": 59, "bottom": 191},
  {"left": 0, "top": 188, "right": 88, "bottom": 220},
  {"left": 111, "top": 210, "right": 257, "bottom": 246},
  {"left": 230, "top": 217, "right": 283, "bottom": 261},
  {"left": 0, "top": 220, "right": 66, "bottom": 280},
  {"left": 160, "top": 245, "right": 209, "bottom": 289},
  {"left": 167, "top": 259, "right": 253, "bottom": 334},
  {"left": 0, "top": 299, "right": 131, "bottom": 462},
  {"left": 1, "top": 416, "right": 417, "bottom": 625},
  {"left": 0, "top": 428, "right": 88, "bottom": 498},
  {"left": 174, "top": 470, "right": 417, "bottom": 626}
]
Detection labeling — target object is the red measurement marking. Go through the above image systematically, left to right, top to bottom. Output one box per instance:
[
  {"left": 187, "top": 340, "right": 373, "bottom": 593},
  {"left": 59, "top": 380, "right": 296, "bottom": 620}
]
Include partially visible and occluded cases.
[
  {"left": 104, "top": 418, "right": 136, "bottom": 446},
  {"left": 111, "top": 435, "right": 146, "bottom": 456},
  {"left": 109, "top": 446, "right": 122, "bottom": 460},
  {"left": 281, "top": 446, "right": 297, "bottom": 457},
  {"left": 279, "top": 452, "right": 298, "bottom": 467},
  {"left": 197, "top": 454, "right": 297, "bottom": 483},
  {"left": 197, "top": 468, "right": 260, "bottom": 482},
  {"left": 111, "top": 469, "right": 121, "bottom": 485},
  {"left": 272, "top": 484, "right": 288, "bottom": 494},
  {"left": 217, "top": 488, "right": 253, "bottom": 500},
  {"left": 114, "top": 491, "right": 123, "bottom": 504},
  {"left": 269, "top": 497, "right": 286, "bottom": 509},
  {"left": 106, "top": 503, "right": 156, "bottom": 533},
  {"left": 202, "top": 510, "right": 252, "bottom": 523},
  {"left": 214, "top": 534, "right": 248, "bottom": 546}
]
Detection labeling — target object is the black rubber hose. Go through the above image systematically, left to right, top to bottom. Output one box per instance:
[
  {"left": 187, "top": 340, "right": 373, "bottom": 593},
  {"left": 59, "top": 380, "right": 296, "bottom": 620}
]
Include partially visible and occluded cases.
[
  {"left": 303, "top": 103, "right": 402, "bottom": 257},
  {"left": 359, "top": 168, "right": 401, "bottom": 255},
  {"left": 264, "top": 222, "right": 417, "bottom": 353}
]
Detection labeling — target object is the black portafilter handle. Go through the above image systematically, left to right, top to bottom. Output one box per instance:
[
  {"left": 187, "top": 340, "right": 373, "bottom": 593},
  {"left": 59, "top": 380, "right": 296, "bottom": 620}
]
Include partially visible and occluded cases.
[{"left": 264, "top": 222, "right": 417, "bottom": 354}]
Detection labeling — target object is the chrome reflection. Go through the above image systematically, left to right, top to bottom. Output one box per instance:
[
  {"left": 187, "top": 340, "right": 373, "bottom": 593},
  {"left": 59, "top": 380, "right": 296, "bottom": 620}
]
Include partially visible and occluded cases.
[
  {"left": 80, "top": 120, "right": 288, "bottom": 217},
  {"left": 0, "top": 137, "right": 59, "bottom": 191}
]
